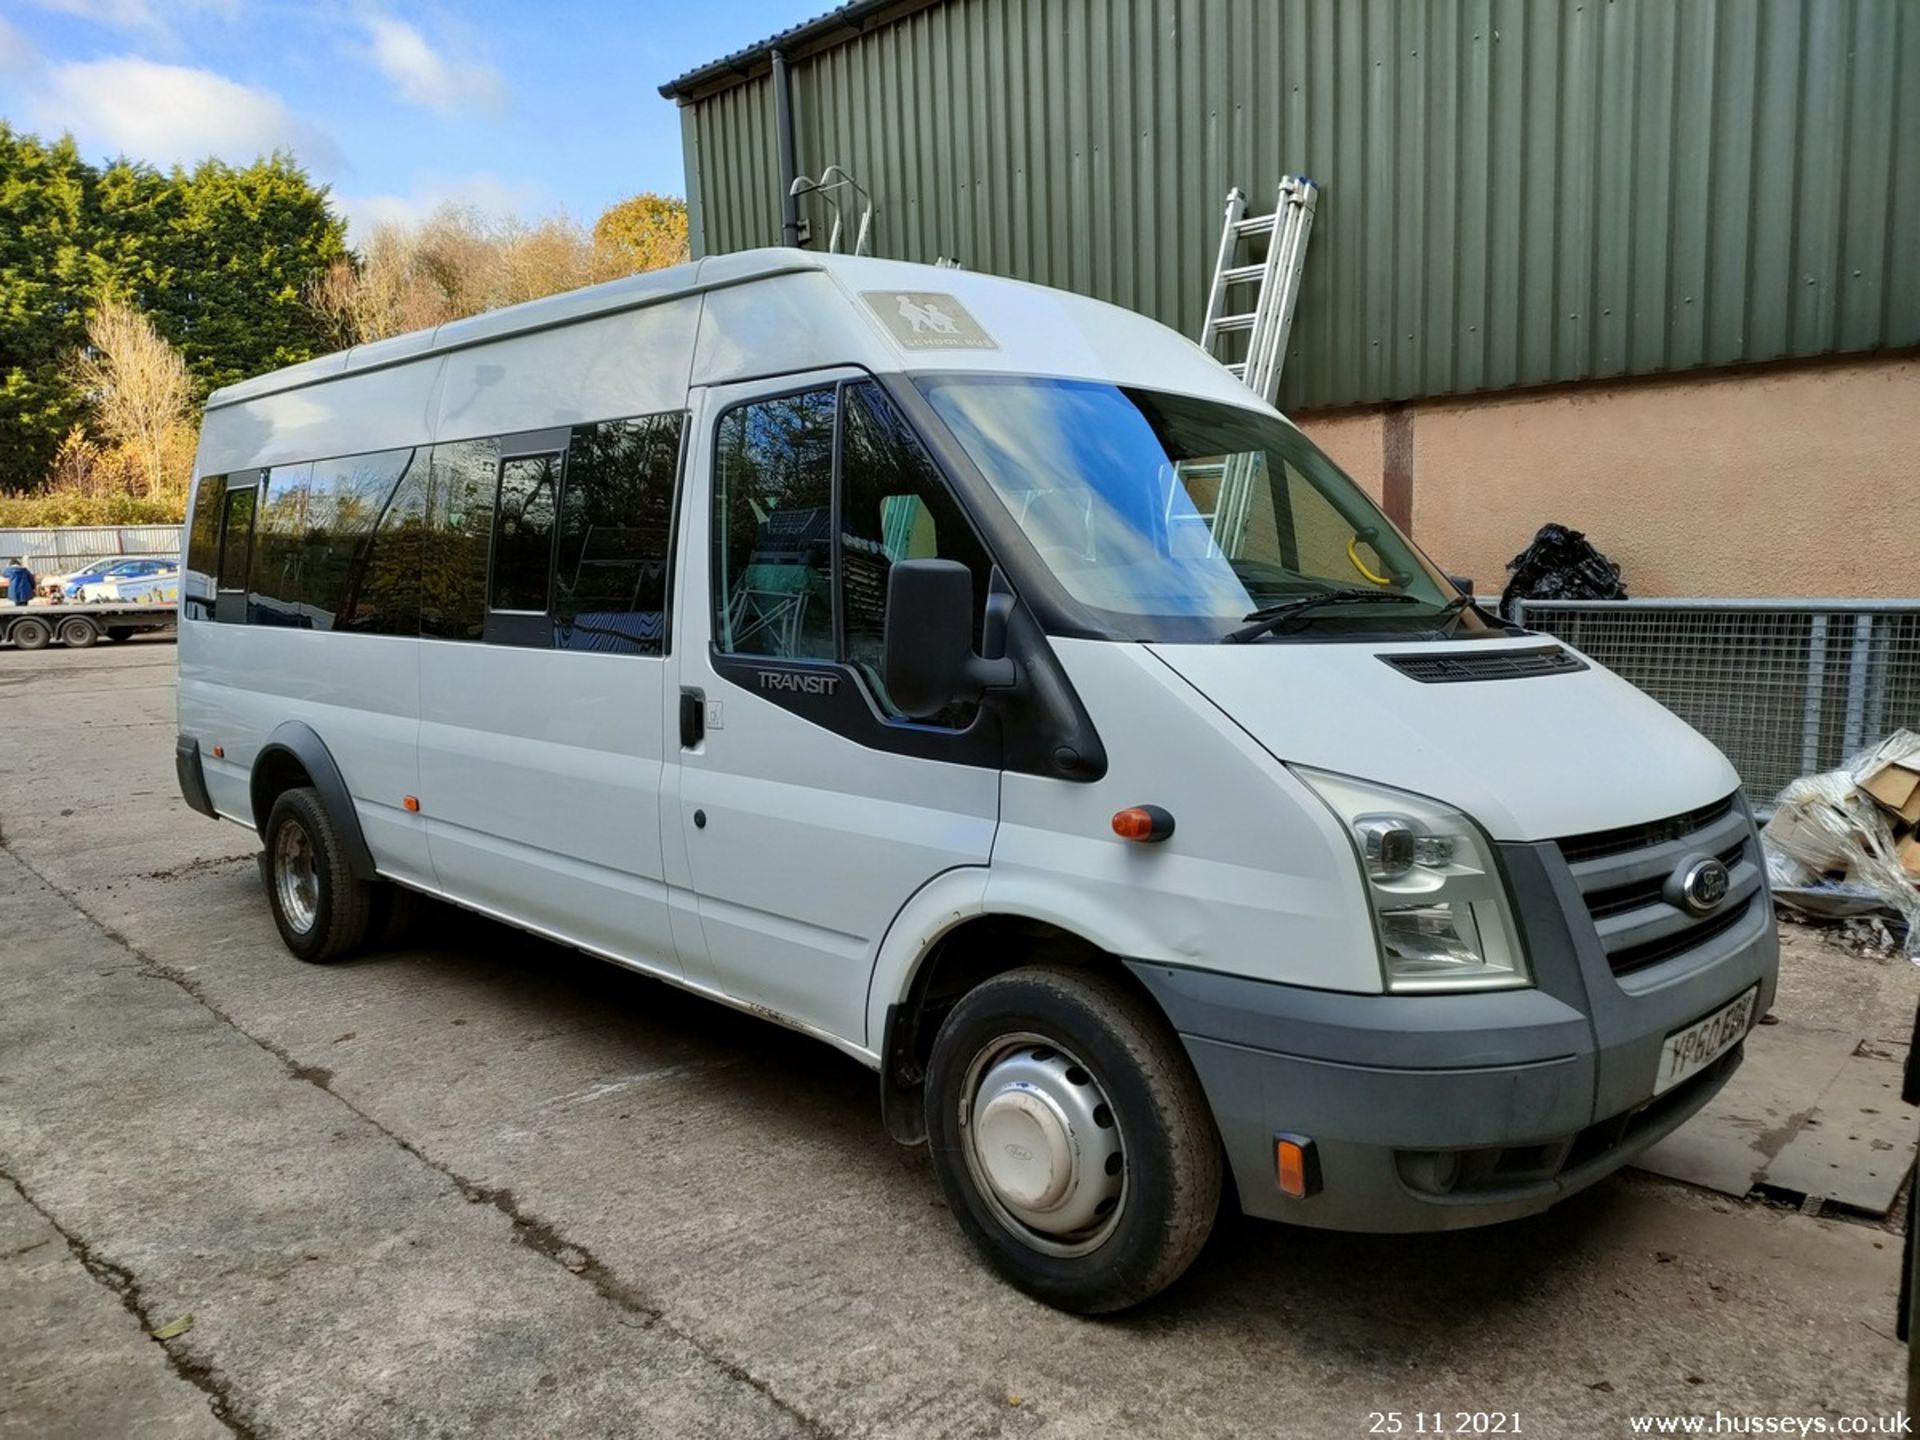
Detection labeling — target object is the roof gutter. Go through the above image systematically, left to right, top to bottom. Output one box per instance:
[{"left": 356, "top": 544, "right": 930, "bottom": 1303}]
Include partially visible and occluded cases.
[{"left": 656, "top": 0, "right": 940, "bottom": 102}]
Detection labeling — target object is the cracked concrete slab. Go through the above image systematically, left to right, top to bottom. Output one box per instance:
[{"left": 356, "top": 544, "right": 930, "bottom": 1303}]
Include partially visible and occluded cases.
[
  {"left": 1, "top": 638, "right": 1915, "bottom": 1437},
  {"left": 0, "top": 1177, "right": 228, "bottom": 1440}
]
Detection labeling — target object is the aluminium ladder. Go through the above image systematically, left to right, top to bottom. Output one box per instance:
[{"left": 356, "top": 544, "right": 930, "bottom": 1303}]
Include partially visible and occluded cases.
[{"left": 1185, "top": 176, "right": 1320, "bottom": 556}]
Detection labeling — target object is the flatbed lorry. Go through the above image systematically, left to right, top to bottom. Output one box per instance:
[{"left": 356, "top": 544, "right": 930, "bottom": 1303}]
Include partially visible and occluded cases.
[{"left": 0, "top": 600, "right": 176, "bottom": 651}]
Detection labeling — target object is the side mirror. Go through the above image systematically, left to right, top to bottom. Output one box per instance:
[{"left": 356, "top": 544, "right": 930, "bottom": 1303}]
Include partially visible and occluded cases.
[
  {"left": 883, "top": 559, "right": 1017, "bottom": 719},
  {"left": 1447, "top": 574, "right": 1474, "bottom": 597}
]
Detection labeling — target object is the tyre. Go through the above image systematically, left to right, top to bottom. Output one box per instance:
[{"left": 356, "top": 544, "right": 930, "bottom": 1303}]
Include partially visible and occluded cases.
[
  {"left": 10, "top": 616, "right": 52, "bottom": 651},
  {"left": 57, "top": 616, "right": 99, "bottom": 649},
  {"left": 105, "top": 627, "right": 134, "bottom": 643},
  {"left": 263, "top": 786, "right": 371, "bottom": 963},
  {"left": 368, "top": 881, "right": 423, "bottom": 948},
  {"left": 924, "top": 963, "right": 1222, "bottom": 1314}
]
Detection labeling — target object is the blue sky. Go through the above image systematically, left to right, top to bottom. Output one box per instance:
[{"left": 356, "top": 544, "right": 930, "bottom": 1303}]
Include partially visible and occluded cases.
[{"left": 0, "top": 0, "right": 818, "bottom": 239}]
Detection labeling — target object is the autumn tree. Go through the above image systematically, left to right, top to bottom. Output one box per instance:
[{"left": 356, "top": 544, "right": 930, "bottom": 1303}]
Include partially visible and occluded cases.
[
  {"left": 592, "top": 192, "right": 690, "bottom": 273},
  {"left": 312, "top": 194, "right": 692, "bottom": 348},
  {"left": 67, "top": 296, "right": 195, "bottom": 500}
]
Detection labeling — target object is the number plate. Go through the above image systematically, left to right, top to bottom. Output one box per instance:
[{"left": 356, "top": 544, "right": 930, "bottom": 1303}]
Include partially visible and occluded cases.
[{"left": 1653, "top": 985, "right": 1758, "bottom": 1095}]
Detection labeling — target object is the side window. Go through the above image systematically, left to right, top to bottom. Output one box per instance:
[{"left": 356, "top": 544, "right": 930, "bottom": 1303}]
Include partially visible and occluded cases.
[
  {"left": 839, "top": 381, "right": 992, "bottom": 720},
  {"left": 711, "top": 388, "right": 836, "bottom": 660},
  {"left": 556, "top": 412, "right": 683, "bottom": 655},
  {"left": 422, "top": 438, "right": 498, "bottom": 640},
  {"left": 303, "top": 449, "right": 418, "bottom": 632},
  {"left": 344, "top": 453, "right": 426, "bottom": 636},
  {"left": 489, "top": 453, "right": 561, "bottom": 613},
  {"left": 251, "top": 463, "right": 313, "bottom": 626},
  {"left": 184, "top": 475, "right": 225, "bottom": 620},
  {"left": 217, "top": 482, "right": 258, "bottom": 593}
]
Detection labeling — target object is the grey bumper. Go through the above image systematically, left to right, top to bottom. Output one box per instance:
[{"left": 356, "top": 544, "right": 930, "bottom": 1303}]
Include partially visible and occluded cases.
[{"left": 1127, "top": 832, "right": 1780, "bottom": 1232}]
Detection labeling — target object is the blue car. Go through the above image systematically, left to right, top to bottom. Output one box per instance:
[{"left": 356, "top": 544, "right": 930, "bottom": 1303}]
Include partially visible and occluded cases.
[{"left": 61, "top": 557, "right": 177, "bottom": 599}]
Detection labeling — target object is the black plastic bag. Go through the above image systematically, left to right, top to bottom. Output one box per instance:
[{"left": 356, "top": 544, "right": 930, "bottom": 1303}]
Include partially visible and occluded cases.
[{"left": 1499, "top": 523, "right": 1626, "bottom": 617}]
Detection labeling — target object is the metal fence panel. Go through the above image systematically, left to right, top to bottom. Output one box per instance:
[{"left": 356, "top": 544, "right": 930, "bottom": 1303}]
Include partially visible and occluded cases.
[
  {"left": 0, "top": 525, "right": 183, "bottom": 567},
  {"left": 1511, "top": 598, "right": 1920, "bottom": 809}
]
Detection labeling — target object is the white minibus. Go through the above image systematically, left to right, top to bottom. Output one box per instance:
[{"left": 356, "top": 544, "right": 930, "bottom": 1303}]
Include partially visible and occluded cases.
[{"left": 176, "top": 250, "right": 1777, "bottom": 1312}]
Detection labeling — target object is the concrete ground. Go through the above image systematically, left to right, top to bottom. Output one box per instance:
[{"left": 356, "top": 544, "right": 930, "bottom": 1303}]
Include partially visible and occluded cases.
[{"left": 1, "top": 637, "right": 1913, "bottom": 1439}]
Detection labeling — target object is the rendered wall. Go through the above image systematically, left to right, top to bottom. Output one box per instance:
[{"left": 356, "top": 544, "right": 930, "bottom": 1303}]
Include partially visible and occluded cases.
[{"left": 1295, "top": 352, "right": 1920, "bottom": 599}]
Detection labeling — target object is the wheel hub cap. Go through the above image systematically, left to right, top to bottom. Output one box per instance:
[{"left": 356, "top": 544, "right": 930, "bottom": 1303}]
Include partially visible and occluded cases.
[
  {"left": 273, "top": 822, "right": 319, "bottom": 934},
  {"left": 962, "top": 1037, "right": 1125, "bottom": 1254}
]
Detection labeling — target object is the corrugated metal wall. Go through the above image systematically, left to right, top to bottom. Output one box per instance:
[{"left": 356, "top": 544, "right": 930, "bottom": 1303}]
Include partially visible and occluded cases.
[{"left": 678, "top": 0, "right": 1920, "bottom": 411}]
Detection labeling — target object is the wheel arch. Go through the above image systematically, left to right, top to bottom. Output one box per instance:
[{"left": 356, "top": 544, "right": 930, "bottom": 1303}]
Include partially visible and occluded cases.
[
  {"left": 249, "top": 722, "right": 377, "bottom": 881},
  {"left": 870, "top": 875, "right": 1176, "bottom": 1145}
]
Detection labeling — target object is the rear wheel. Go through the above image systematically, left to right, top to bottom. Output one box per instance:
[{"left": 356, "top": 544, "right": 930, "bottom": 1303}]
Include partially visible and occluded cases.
[
  {"left": 9, "top": 616, "right": 51, "bottom": 651},
  {"left": 57, "top": 616, "right": 99, "bottom": 648},
  {"left": 105, "top": 626, "right": 134, "bottom": 643},
  {"left": 263, "top": 786, "right": 370, "bottom": 963},
  {"left": 924, "top": 964, "right": 1222, "bottom": 1314}
]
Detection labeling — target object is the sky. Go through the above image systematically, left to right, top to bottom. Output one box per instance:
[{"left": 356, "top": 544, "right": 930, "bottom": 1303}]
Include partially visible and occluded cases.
[{"left": 0, "top": 0, "right": 822, "bottom": 239}]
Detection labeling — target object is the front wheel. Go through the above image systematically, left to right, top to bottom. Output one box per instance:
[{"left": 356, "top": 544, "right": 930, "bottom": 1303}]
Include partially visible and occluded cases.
[
  {"left": 263, "top": 786, "right": 371, "bottom": 963},
  {"left": 924, "top": 964, "right": 1222, "bottom": 1313}
]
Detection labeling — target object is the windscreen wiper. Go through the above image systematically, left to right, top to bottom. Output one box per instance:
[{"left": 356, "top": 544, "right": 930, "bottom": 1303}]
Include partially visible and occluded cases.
[{"left": 1222, "top": 589, "right": 1418, "bottom": 644}]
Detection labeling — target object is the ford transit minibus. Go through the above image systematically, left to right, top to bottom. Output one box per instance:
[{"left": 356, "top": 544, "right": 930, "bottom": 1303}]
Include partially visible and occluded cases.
[{"left": 175, "top": 251, "right": 1777, "bottom": 1312}]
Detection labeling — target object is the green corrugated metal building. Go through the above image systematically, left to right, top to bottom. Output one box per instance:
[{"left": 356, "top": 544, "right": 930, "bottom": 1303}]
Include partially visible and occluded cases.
[{"left": 660, "top": 0, "right": 1920, "bottom": 416}]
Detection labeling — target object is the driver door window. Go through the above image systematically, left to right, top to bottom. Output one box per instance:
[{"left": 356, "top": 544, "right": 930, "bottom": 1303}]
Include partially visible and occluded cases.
[{"left": 710, "top": 380, "right": 991, "bottom": 725}]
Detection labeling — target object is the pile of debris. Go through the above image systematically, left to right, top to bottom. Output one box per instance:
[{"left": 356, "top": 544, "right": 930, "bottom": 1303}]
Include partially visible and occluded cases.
[{"left": 1763, "top": 730, "right": 1920, "bottom": 958}]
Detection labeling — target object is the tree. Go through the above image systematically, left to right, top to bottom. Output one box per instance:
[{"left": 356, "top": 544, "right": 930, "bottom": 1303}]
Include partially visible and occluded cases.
[
  {"left": 0, "top": 126, "right": 94, "bottom": 487},
  {"left": 0, "top": 130, "right": 347, "bottom": 492},
  {"left": 99, "top": 153, "right": 349, "bottom": 395},
  {"left": 592, "top": 193, "right": 690, "bottom": 274},
  {"left": 312, "top": 204, "right": 655, "bottom": 347},
  {"left": 67, "top": 296, "right": 194, "bottom": 499}
]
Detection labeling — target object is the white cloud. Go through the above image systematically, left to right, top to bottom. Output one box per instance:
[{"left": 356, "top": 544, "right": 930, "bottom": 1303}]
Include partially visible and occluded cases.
[
  {"left": 24, "top": 0, "right": 239, "bottom": 43},
  {"left": 0, "top": 16, "right": 37, "bottom": 74},
  {"left": 363, "top": 16, "right": 505, "bottom": 118},
  {"left": 29, "top": 56, "right": 343, "bottom": 173},
  {"left": 335, "top": 173, "right": 548, "bottom": 241}
]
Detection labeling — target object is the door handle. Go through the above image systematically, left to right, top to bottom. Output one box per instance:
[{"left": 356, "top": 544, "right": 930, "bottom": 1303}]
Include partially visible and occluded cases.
[{"left": 679, "top": 687, "right": 705, "bottom": 749}]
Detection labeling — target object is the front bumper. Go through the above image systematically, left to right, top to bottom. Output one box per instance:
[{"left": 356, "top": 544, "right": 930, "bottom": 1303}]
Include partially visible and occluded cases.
[{"left": 1127, "top": 833, "right": 1780, "bottom": 1232}]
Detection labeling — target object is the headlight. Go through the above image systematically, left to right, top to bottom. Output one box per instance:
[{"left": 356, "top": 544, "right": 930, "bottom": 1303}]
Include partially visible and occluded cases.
[{"left": 1293, "top": 767, "right": 1529, "bottom": 993}]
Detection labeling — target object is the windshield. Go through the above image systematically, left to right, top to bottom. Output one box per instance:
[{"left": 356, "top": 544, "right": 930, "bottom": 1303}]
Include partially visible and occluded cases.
[{"left": 917, "top": 375, "right": 1486, "bottom": 641}]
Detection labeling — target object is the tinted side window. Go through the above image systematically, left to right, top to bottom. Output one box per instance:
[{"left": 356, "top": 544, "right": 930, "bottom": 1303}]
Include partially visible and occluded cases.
[
  {"left": 839, "top": 381, "right": 991, "bottom": 718},
  {"left": 712, "top": 389, "right": 835, "bottom": 660},
  {"left": 556, "top": 413, "right": 683, "bottom": 656},
  {"left": 422, "top": 438, "right": 498, "bottom": 640},
  {"left": 277, "top": 449, "right": 418, "bottom": 631},
  {"left": 345, "top": 454, "right": 426, "bottom": 636},
  {"left": 489, "top": 454, "right": 560, "bottom": 613},
  {"left": 252, "top": 463, "right": 313, "bottom": 626},
  {"left": 185, "top": 475, "right": 225, "bottom": 619},
  {"left": 217, "top": 483, "right": 257, "bottom": 592}
]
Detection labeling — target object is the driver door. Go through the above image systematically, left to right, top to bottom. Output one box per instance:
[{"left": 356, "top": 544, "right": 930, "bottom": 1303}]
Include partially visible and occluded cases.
[{"left": 669, "top": 371, "right": 1002, "bottom": 1048}]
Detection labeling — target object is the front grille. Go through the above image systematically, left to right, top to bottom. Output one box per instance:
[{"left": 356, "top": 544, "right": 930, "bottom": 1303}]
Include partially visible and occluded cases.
[
  {"left": 1380, "top": 646, "right": 1588, "bottom": 684},
  {"left": 1556, "top": 793, "right": 1762, "bottom": 977},
  {"left": 1557, "top": 794, "right": 1737, "bottom": 864}
]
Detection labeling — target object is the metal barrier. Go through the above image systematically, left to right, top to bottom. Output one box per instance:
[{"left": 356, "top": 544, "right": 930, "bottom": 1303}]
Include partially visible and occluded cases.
[
  {"left": 0, "top": 524, "right": 182, "bottom": 567},
  {"left": 1510, "top": 598, "right": 1920, "bottom": 811}
]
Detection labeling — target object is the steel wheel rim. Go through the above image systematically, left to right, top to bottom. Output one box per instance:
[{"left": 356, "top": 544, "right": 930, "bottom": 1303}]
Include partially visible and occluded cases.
[
  {"left": 273, "top": 820, "right": 320, "bottom": 934},
  {"left": 958, "top": 1031, "right": 1127, "bottom": 1258}
]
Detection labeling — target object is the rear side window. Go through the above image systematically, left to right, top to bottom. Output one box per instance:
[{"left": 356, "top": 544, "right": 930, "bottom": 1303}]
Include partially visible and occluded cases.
[
  {"left": 556, "top": 413, "right": 683, "bottom": 655},
  {"left": 422, "top": 438, "right": 499, "bottom": 640},
  {"left": 489, "top": 454, "right": 561, "bottom": 613},
  {"left": 252, "top": 463, "right": 313, "bottom": 625},
  {"left": 184, "top": 475, "right": 225, "bottom": 619},
  {"left": 217, "top": 483, "right": 258, "bottom": 592}
]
